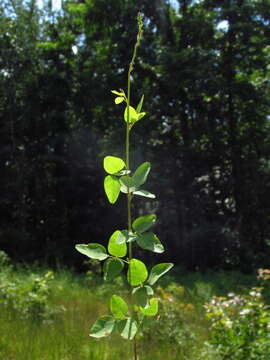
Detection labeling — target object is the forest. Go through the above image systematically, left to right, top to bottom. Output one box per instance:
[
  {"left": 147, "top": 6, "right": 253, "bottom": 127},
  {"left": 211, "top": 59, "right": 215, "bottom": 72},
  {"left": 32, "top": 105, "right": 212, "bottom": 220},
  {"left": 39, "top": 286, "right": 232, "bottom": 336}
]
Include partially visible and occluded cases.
[
  {"left": 1, "top": 0, "right": 270, "bottom": 272},
  {"left": 1, "top": 1, "right": 270, "bottom": 359}
]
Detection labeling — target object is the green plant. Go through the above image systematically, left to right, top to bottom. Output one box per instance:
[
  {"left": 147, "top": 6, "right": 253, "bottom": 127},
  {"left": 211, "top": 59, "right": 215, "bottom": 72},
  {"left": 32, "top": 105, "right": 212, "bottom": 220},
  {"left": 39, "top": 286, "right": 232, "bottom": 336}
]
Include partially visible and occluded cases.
[
  {"left": 75, "top": 13, "right": 173, "bottom": 359},
  {"left": 0, "top": 250, "right": 11, "bottom": 269},
  {"left": 0, "top": 268, "right": 59, "bottom": 321},
  {"left": 205, "top": 269, "right": 270, "bottom": 359},
  {"left": 141, "top": 283, "right": 208, "bottom": 358}
]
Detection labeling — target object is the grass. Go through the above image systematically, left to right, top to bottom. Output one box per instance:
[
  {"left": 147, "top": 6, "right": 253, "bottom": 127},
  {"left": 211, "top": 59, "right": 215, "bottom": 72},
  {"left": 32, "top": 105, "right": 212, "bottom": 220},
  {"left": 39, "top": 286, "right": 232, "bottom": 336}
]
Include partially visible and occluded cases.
[{"left": 0, "top": 262, "right": 257, "bottom": 360}]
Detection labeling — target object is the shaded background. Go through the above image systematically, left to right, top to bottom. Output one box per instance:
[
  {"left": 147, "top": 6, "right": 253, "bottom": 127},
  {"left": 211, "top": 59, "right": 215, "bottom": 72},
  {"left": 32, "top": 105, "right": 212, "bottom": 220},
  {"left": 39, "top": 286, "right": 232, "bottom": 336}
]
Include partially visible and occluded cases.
[{"left": 0, "top": 0, "right": 270, "bottom": 271}]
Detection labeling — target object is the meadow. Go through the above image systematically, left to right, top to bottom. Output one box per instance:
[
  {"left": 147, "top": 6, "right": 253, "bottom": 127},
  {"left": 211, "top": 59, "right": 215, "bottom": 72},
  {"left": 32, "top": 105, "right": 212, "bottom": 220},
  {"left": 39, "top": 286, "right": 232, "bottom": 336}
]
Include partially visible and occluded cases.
[{"left": 2, "top": 251, "right": 266, "bottom": 360}]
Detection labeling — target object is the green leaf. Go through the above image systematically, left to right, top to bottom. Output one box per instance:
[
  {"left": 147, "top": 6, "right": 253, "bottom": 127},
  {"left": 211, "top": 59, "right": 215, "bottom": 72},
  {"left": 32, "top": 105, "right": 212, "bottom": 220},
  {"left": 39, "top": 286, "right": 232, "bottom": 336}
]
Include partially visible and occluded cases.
[
  {"left": 111, "top": 90, "right": 125, "bottom": 96},
  {"left": 136, "top": 94, "right": 144, "bottom": 113},
  {"left": 115, "top": 97, "right": 124, "bottom": 104},
  {"left": 124, "top": 106, "right": 139, "bottom": 123},
  {"left": 138, "top": 112, "right": 146, "bottom": 120},
  {"left": 104, "top": 156, "right": 125, "bottom": 175},
  {"left": 132, "top": 162, "right": 151, "bottom": 187},
  {"left": 117, "top": 169, "right": 131, "bottom": 176},
  {"left": 104, "top": 175, "right": 121, "bottom": 204},
  {"left": 119, "top": 176, "right": 137, "bottom": 193},
  {"left": 133, "top": 190, "right": 156, "bottom": 198},
  {"left": 132, "top": 214, "right": 156, "bottom": 233},
  {"left": 108, "top": 230, "right": 127, "bottom": 257},
  {"left": 116, "top": 230, "right": 138, "bottom": 244},
  {"left": 115, "top": 231, "right": 127, "bottom": 244},
  {"left": 125, "top": 232, "right": 139, "bottom": 243},
  {"left": 136, "top": 232, "right": 164, "bottom": 253},
  {"left": 75, "top": 243, "right": 108, "bottom": 260},
  {"left": 103, "top": 258, "right": 124, "bottom": 281},
  {"left": 127, "top": 259, "right": 148, "bottom": 286},
  {"left": 148, "top": 263, "right": 174, "bottom": 286},
  {"left": 145, "top": 285, "right": 154, "bottom": 296},
  {"left": 133, "top": 286, "right": 148, "bottom": 308},
  {"left": 110, "top": 295, "right": 129, "bottom": 319},
  {"left": 139, "top": 298, "right": 158, "bottom": 317},
  {"left": 89, "top": 315, "right": 115, "bottom": 338},
  {"left": 117, "top": 318, "right": 138, "bottom": 340}
]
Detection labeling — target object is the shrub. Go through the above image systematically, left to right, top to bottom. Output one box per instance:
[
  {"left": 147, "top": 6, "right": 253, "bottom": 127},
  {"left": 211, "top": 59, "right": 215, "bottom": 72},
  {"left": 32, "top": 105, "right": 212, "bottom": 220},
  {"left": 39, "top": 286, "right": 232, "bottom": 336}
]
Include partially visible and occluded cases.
[
  {"left": 0, "top": 250, "right": 11, "bottom": 268},
  {"left": 0, "top": 255, "right": 63, "bottom": 321},
  {"left": 205, "top": 269, "right": 270, "bottom": 359},
  {"left": 140, "top": 282, "right": 217, "bottom": 359}
]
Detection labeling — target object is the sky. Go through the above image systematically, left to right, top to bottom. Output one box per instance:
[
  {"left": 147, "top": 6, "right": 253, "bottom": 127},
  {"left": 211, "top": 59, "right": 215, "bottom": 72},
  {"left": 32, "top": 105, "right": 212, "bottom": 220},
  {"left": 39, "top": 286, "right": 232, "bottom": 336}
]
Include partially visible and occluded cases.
[
  {"left": 37, "top": 0, "right": 62, "bottom": 11},
  {"left": 37, "top": 0, "right": 228, "bottom": 31},
  {"left": 39, "top": 0, "right": 180, "bottom": 12}
]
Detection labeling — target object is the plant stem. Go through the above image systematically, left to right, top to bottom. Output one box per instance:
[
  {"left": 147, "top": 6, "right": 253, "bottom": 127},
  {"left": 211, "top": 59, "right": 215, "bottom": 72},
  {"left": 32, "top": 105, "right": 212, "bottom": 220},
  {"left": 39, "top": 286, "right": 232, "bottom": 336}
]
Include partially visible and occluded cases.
[
  {"left": 126, "top": 10, "right": 143, "bottom": 262},
  {"left": 126, "top": 12, "right": 143, "bottom": 270},
  {"left": 125, "top": 13, "right": 143, "bottom": 360},
  {"left": 126, "top": 40, "right": 134, "bottom": 359},
  {"left": 126, "top": 65, "right": 132, "bottom": 255},
  {"left": 133, "top": 337, "right": 138, "bottom": 360}
]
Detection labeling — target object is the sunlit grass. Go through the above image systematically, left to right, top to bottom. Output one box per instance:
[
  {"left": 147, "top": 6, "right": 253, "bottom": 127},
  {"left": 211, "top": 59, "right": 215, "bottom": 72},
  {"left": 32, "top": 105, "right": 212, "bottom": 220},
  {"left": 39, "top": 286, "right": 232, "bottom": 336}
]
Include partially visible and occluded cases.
[{"left": 0, "top": 266, "right": 255, "bottom": 360}]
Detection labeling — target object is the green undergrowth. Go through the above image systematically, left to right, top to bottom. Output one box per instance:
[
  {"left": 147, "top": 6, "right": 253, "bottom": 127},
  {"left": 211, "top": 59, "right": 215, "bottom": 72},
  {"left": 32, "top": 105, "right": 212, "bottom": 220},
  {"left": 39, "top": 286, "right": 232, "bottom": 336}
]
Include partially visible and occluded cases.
[{"left": 0, "top": 254, "right": 262, "bottom": 360}]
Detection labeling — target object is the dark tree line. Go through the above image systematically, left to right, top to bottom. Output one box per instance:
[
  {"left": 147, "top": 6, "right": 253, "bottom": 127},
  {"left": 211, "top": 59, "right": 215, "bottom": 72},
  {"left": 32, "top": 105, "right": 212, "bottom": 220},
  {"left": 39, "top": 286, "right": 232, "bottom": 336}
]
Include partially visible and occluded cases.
[{"left": 0, "top": 0, "right": 269, "bottom": 271}]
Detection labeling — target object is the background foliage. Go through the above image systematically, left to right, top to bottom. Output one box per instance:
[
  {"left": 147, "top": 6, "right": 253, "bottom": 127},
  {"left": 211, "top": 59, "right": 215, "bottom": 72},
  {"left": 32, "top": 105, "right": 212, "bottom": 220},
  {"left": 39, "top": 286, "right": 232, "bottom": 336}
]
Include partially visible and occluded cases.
[{"left": 0, "top": 0, "right": 270, "bottom": 271}]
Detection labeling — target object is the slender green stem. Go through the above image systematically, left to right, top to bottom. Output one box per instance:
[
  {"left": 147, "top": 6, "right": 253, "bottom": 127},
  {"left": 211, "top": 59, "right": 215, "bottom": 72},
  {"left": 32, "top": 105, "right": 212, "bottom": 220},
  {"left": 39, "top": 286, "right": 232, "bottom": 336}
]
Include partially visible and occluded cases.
[
  {"left": 126, "top": 11, "right": 143, "bottom": 259},
  {"left": 126, "top": 12, "right": 143, "bottom": 264},
  {"left": 125, "top": 13, "right": 143, "bottom": 360},
  {"left": 126, "top": 42, "right": 134, "bottom": 360},
  {"left": 127, "top": 61, "right": 137, "bottom": 360},
  {"left": 126, "top": 71, "right": 132, "bottom": 259},
  {"left": 133, "top": 337, "right": 138, "bottom": 360}
]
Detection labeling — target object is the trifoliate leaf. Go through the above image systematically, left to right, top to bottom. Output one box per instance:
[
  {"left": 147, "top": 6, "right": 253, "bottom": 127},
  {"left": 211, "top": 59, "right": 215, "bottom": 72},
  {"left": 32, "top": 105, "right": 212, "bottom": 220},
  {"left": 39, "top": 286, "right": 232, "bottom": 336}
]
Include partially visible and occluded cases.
[
  {"left": 111, "top": 90, "right": 125, "bottom": 96},
  {"left": 136, "top": 94, "right": 144, "bottom": 113},
  {"left": 115, "top": 97, "right": 124, "bottom": 104},
  {"left": 124, "top": 106, "right": 139, "bottom": 123},
  {"left": 104, "top": 156, "right": 125, "bottom": 175},
  {"left": 132, "top": 162, "right": 151, "bottom": 187},
  {"left": 104, "top": 175, "right": 121, "bottom": 204},
  {"left": 119, "top": 176, "right": 137, "bottom": 193},
  {"left": 133, "top": 190, "right": 156, "bottom": 198},
  {"left": 132, "top": 214, "right": 156, "bottom": 233},
  {"left": 108, "top": 230, "right": 127, "bottom": 257},
  {"left": 136, "top": 232, "right": 164, "bottom": 253},
  {"left": 75, "top": 243, "right": 108, "bottom": 260},
  {"left": 103, "top": 258, "right": 124, "bottom": 281},
  {"left": 127, "top": 259, "right": 148, "bottom": 286},
  {"left": 148, "top": 263, "right": 174, "bottom": 285},
  {"left": 110, "top": 295, "right": 129, "bottom": 319},
  {"left": 139, "top": 298, "right": 158, "bottom": 316},
  {"left": 89, "top": 316, "right": 115, "bottom": 338},
  {"left": 117, "top": 318, "right": 138, "bottom": 340}
]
